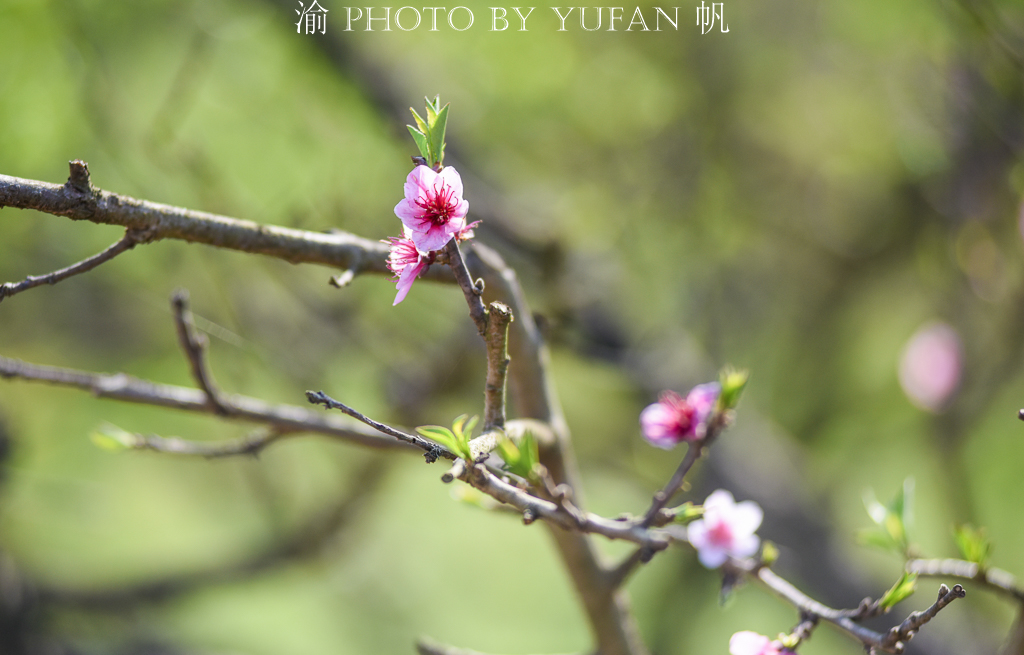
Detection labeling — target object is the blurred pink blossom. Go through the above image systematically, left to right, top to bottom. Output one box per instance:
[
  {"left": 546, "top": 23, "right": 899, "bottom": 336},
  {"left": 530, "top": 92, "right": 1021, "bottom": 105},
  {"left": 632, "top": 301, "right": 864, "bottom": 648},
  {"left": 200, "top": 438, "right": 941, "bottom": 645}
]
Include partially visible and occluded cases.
[
  {"left": 394, "top": 165, "right": 469, "bottom": 252},
  {"left": 898, "top": 322, "right": 962, "bottom": 412},
  {"left": 640, "top": 382, "right": 720, "bottom": 448},
  {"left": 688, "top": 489, "right": 762, "bottom": 568},
  {"left": 729, "top": 631, "right": 784, "bottom": 655}
]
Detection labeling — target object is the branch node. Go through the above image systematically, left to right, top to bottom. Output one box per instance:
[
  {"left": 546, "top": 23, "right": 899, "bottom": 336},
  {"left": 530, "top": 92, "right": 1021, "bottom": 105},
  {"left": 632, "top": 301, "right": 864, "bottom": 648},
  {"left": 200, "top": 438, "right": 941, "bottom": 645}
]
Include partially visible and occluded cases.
[
  {"left": 67, "top": 159, "right": 93, "bottom": 193},
  {"left": 441, "top": 459, "right": 466, "bottom": 483}
]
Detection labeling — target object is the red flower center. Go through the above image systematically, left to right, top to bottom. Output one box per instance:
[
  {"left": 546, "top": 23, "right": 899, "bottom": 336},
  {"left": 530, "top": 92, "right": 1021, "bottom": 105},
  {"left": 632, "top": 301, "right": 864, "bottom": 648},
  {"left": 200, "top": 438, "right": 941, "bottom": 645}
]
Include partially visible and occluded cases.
[
  {"left": 416, "top": 183, "right": 458, "bottom": 227},
  {"left": 706, "top": 517, "right": 733, "bottom": 546}
]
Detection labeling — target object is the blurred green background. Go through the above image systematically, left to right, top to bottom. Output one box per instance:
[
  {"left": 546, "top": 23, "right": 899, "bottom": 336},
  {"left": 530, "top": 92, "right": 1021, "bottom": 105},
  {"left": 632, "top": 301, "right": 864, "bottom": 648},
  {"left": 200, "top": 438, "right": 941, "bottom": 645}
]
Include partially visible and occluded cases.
[{"left": 2, "top": 0, "right": 1024, "bottom": 653}]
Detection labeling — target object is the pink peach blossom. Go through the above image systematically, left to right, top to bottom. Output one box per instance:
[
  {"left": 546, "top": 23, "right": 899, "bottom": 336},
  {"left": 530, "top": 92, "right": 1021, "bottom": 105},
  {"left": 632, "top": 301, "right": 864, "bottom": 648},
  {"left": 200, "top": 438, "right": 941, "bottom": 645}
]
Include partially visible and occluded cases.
[
  {"left": 394, "top": 165, "right": 469, "bottom": 252},
  {"left": 386, "top": 235, "right": 429, "bottom": 305},
  {"left": 898, "top": 322, "right": 962, "bottom": 413},
  {"left": 640, "top": 382, "right": 720, "bottom": 449},
  {"left": 687, "top": 489, "right": 762, "bottom": 568},
  {"left": 729, "top": 631, "right": 784, "bottom": 655}
]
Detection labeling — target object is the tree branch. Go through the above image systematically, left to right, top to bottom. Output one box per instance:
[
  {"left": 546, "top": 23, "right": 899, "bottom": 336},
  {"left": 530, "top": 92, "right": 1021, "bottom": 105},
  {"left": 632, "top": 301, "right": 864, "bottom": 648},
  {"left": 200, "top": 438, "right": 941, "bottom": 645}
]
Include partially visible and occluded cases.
[
  {"left": 0, "top": 164, "right": 405, "bottom": 276},
  {"left": 0, "top": 227, "right": 149, "bottom": 303},
  {"left": 171, "top": 290, "right": 227, "bottom": 414},
  {"left": 482, "top": 301, "right": 513, "bottom": 431},
  {"left": 0, "top": 355, "right": 408, "bottom": 452},
  {"left": 306, "top": 390, "right": 455, "bottom": 461},
  {"left": 112, "top": 426, "right": 288, "bottom": 458},
  {"left": 639, "top": 441, "right": 703, "bottom": 528},
  {"left": 907, "top": 558, "right": 1024, "bottom": 601},
  {"left": 740, "top": 562, "right": 966, "bottom": 654}
]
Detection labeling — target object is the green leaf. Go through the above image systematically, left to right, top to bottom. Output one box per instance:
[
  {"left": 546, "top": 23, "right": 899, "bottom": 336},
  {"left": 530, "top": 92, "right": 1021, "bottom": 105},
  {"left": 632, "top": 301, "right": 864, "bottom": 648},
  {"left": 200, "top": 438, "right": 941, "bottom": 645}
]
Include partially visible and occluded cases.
[
  {"left": 425, "top": 95, "right": 440, "bottom": 124},
  {"left": 428, "top": 103, "right": 449, "bottom": 167},
  {"left": 409, "top": 107, "right": 428, "bottom": 134},
  {"left": 407, "top": 125, "right": 430, "bottom": 161},
  {"left": 717, "top": 366, "right": 749, "bottom": 410},
  {"left": 462, "top": 414, "right": 478, "bottom": 437},
  {"left": 90, "top": 423, "right": 135, "bottom": 451},
  {"left": 416, "top": 425, "right": 458, "bottom": 453},
  {"left": 520, "top": 432, "right": 538, "bottom": 472},
  {"left": 862, "top": 480, "right": 913, "bottom": 555},
  {"left": 863, "top": 489, "right": 888, "bottom": 526},
  {"left": 672, "top": 501, "right": 704, "bottom": 523},
  {"left": 954, "top": 524, "right": 991, "bottom": 567},
  {"left": 857, "top": 528, "right": 900, "bottom": 554},
  {"left": 879, "top": 571, "right": 917, "bottom": 610}
]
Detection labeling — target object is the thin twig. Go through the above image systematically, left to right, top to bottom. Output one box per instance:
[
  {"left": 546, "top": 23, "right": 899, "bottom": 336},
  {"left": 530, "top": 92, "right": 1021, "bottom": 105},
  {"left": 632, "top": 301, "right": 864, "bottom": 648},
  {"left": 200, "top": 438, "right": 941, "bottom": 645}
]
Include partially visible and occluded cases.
[
  {"left": 0, "top": 228, "right": 147, "bottom": 303},
  {"left": 445, "top": 238, "right": 488, "bottom": 335},
  {"left": 171, "top": 290, "right": 227, "bottom": 414},
  {"left": 482, "top": 301, "right": 513, "bottom": 430},
  {"left": 0, "top": 355, "right": 406, "bottom": 451},
  {"left": 305, "top": 390, "right": 455, "bottom": 461},
  {"left": 120, "top": 426, "right": 287, "bottom": 458},
  {"left": 639, "top": 441, "right": 703, "bottom": 528},
  {"left": 606, "top": 547, "right": 650, "bottom": 589},
  {"left": 907, "top": 558, "right": 1024, "bottom": 602},
  {"left": 743, "top": 562, "right": 965, "bottom": 654},
  {"left": 878, "top": 584, "right": 966, "bottom": 652},
  {"left": 416, "top": 637, "right": 580, "bottom": 655}
]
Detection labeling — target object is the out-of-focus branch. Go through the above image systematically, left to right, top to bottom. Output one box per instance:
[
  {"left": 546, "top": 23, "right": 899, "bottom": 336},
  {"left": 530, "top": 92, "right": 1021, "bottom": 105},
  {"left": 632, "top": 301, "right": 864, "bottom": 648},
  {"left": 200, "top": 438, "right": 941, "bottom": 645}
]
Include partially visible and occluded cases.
[
  {"left": 0, "top": 226, "right": 150, "bottom": 303},
  {"left": 171, "top": 290, "right": 227, "bottom": 414},
  {"left": 0, "top": 355, "right": 408, "bottom": 452},
  {"left": 113, "top": 426, "right": 288, "bottom": 458},
  {"left": 37, "top": 455, "right": 388, "bottom": 608},
  {"left": 907, "top": 558, "right": 1024, "bottom": 601},
  {"left": 416, "top": 637, "right": 581, "bottom": 655}
]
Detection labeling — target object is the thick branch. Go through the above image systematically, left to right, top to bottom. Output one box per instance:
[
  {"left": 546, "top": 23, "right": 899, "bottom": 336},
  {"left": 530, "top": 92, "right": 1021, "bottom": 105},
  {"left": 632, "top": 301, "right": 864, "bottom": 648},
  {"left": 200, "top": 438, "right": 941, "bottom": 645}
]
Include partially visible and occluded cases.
[
  {"left": 0, "top": 166, "right": 404, "bottom": 275},
  {"left": 483, "top": 301, "right": 513, "bottom": 430},
  {"left": 0, "top": 356, "right": 408, "bottom": 452}
]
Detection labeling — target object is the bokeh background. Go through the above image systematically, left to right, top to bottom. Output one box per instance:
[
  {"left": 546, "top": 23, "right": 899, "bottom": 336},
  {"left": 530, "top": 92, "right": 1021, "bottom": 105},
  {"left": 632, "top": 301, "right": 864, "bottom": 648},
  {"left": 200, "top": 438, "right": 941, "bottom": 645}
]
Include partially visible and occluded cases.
[{"left": 2, "top": 0, "right": 1024, "bottom": 653}]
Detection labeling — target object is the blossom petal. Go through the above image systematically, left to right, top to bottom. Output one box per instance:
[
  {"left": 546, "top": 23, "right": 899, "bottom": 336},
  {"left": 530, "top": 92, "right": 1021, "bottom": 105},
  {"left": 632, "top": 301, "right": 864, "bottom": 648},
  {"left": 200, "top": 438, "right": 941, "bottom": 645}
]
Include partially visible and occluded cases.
[
  {"left": 437, "top": 166, "right": 464, "bottom": 198},
  {"left": 393, "top": 259, "right": 426, "bottom": 305},
  {"left": 640, "top": 402, "right": 679, "bottom": 448},
  {"left": 703, "top": 489, "right": 736, "bottom": 512},
  {"left": 729, "top": 501, "right": 764, "bottom": 536},
  {"left": 686, "top": 519, "right": 709, "bottom": 549},
  {"left": 731, "top": 533, "right": 761, "bottom": 559},
  {"left": 697, "top": 545, "right": 729, "bottom": 569},
  {"left": 730, "top": 632, "right": 773, "bottom": 655}
]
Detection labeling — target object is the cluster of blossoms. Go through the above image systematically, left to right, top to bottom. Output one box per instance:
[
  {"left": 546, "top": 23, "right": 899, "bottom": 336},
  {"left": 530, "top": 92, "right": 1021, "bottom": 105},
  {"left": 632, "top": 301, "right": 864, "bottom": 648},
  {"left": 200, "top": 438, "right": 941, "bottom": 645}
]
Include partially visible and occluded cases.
[{"left": 386, "top": 165, "right": 476, "bottom": 305}]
